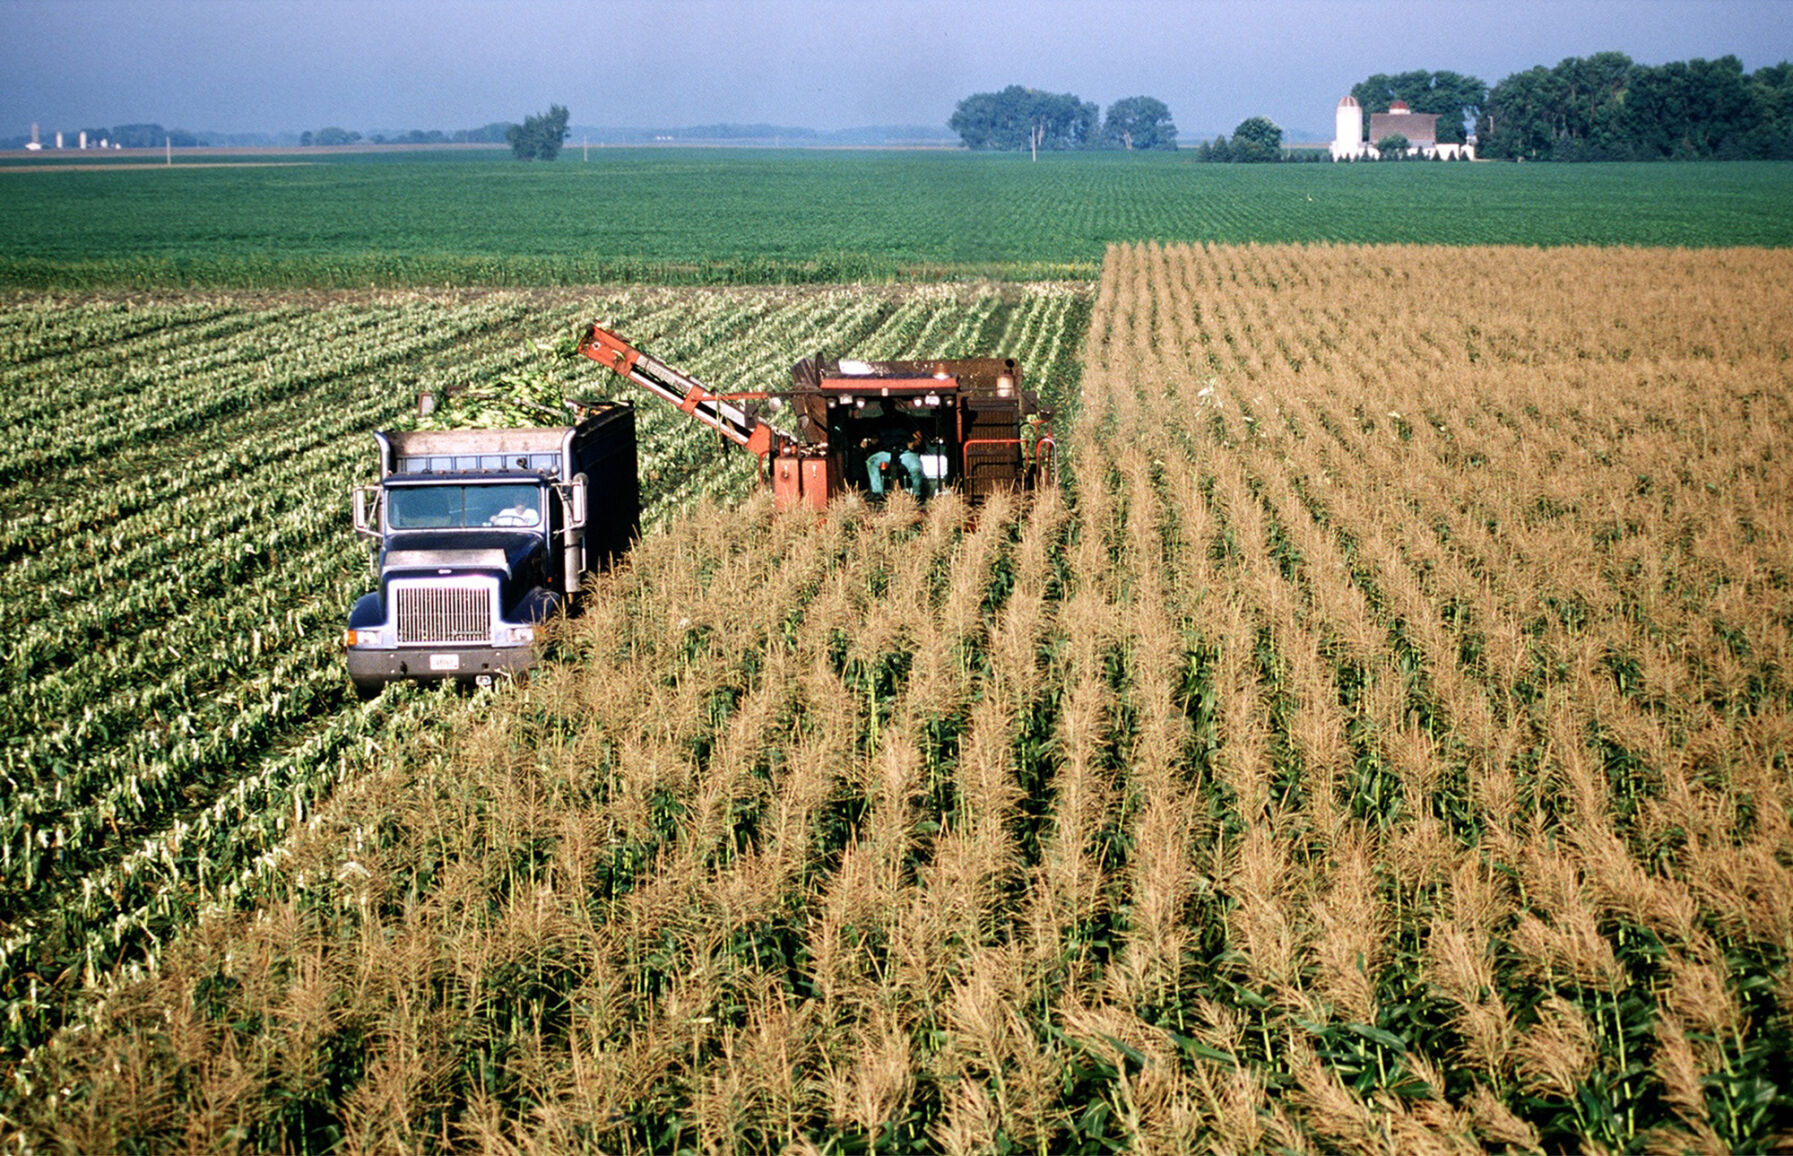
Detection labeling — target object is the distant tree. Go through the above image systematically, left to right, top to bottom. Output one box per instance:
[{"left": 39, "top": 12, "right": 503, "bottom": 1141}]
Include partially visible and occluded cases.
[
  {"left": 1552, "top": 52, "right": 1634, "bottom": 156},
  {"left": 1624, "top": 56, "right": 1755, "bottom": 159},
  {"left": 1745, "top": 62, "right": 1793, "bottom": 158},
  {"left": 1476, "top": 64, "right": 1551, "bottom": 159},
  {"left": 949, "top": 86, "right": 1099, "bottom": 156},
  {"left": 1101, "top": 96, "right": 1177, "bottom": 150},
  {"left": 507, "top": 105, "right": 571, "bottom": 160},
  {"left": 1230, "top": 116, "right": 1283, "bottom": 161},
  {"left": 456, "top": 122, "right": 516, "bottom": 144},
  {"left": 109, "top": 123, "right": 165, "bottom": 149},
  {"left": 313, "top": 126, "right": 361, "bottom": 147},
  {"left": 300, "top": 130, "right": 314, "bottom": 147},
  {"left": 1375, "top": 133, "right": 1410, "bottom": 157},
  {"left": 1201, "top": 135, "right": 1231, "bottom": 162}
]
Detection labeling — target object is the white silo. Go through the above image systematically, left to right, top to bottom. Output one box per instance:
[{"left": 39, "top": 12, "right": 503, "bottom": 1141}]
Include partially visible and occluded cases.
[{"left": 1332, "top": 96, "right": 1364, "bottom": 160}]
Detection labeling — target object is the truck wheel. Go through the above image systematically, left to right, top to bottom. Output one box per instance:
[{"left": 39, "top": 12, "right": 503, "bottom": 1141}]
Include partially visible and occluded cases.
[{"left": 352, "top": 678, "right": 382, "bottom": 702}]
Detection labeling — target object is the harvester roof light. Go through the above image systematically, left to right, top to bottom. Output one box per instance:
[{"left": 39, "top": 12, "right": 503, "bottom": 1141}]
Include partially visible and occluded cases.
[{"left": 924, "top": 393, "right": 941, "bottom": 407}]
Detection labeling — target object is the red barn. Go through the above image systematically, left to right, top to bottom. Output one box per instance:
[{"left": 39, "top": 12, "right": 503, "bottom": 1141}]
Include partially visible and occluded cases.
[{"left": 1369, "top": 101, "right": 1438, "bottom": 149}]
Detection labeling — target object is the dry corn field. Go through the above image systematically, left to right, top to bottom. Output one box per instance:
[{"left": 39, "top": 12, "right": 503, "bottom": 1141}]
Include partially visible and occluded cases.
[{"left": 11, "top": 243, "right": 1793, "bottom": 1154}]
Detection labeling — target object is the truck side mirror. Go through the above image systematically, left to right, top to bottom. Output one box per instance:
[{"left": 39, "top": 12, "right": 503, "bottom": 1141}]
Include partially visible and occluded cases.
[
  {"left": 562, "top": 475, "right": 588, "bottom": 530},
  {"left": 352, "top": 486, "right": 381, "bottom": 539}
]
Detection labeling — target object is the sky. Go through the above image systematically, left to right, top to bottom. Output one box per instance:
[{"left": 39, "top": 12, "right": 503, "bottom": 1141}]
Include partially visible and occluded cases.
[{"left": 3, "top": 0, "right": 1792, "bottom": 141}]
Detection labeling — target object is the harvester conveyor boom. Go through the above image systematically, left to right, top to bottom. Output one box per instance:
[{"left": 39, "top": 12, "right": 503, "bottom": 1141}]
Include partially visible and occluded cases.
[{"left": 576, "top": 324, "right": 797, "bottom": 459}]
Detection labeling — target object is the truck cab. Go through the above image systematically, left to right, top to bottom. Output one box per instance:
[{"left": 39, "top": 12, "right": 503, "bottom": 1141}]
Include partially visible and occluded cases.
[{"left": 344, "top": 405, "right": 636, "bottom": 696}]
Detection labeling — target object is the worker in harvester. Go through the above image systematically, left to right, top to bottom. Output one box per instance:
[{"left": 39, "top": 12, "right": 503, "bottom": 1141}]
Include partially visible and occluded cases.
[{"left": 863, "top": 426, "right": 926, "bottom": 496}]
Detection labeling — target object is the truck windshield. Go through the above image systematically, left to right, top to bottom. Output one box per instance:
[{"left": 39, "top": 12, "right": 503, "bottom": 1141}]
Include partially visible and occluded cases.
[{"left": 387, "top": 483, "right": 543, "bottom": 530}]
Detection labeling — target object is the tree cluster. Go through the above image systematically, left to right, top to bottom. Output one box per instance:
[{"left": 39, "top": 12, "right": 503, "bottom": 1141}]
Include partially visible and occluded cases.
[
  {"left": 1477, "top": 53, "right": 1793, "bottom": 161},
  {"left": 1350, "top": 71, "right": 1487, "bottom": 145},
  {"left": 949, "top": 88, "right": 1176, "bottom": 154},
  {"left": 1101, "top": 97, "right": 1178, "bottom": 151},
  {"left": 506, "top": 105, "right": 571, "bottom": 161},
  {"left": 1196, "top": 116, "right": 1285, "bottom": 162},
  {"left": 104, "top": 123, "right": 196, "bottom": 148},
  {"left": 301, "top": 123, "right": 515, "bottom": 147},
  {"left": 302, "top": 127, "right": 362, "bottom": 147},
  {"left": 370, "top": 129, "right": 450, "bottom": 145},
  {"left": 1374, "top": 134, "right": 1412, "bottom": 158}
]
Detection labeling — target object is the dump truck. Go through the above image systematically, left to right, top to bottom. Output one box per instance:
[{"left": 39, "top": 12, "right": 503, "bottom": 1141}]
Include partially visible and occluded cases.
[
  {"left": 577, "top": 324, "right": 1054, "bottom": 510},
  {"left": 343, "top": 402, "right": 637, "bottom": 696}
]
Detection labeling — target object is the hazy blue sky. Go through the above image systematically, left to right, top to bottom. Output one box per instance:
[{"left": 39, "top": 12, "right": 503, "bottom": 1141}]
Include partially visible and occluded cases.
[{"left": 4, "top": 0, "right": 1791, "bottom": 140}]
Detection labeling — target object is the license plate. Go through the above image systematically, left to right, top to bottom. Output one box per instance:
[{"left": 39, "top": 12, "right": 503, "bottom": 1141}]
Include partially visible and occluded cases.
[{"left": 429, "top": 653, "right": 461, "bottom": 671}]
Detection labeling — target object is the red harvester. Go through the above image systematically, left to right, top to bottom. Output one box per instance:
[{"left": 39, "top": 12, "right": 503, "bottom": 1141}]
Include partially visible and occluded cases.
[{"left": 577, "top": 323, "right": 1056, "bottom": 510}]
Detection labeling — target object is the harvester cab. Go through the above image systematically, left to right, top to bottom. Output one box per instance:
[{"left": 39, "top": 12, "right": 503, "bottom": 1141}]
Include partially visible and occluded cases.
[
  {"left": 575, "top": 323, "right": 1055, "bottom": 510},
  {"left": 786, "top": 353, "right": 1053, "bottom": 506}
]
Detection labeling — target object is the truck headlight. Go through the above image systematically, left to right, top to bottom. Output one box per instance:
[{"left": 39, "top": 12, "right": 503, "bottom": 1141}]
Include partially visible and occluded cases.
[
  {"left": 502, "top": 625, "right": 536, "bottom": 645},
  {"left": 344, "top": 629, "right": 381, "bottom": 647}
]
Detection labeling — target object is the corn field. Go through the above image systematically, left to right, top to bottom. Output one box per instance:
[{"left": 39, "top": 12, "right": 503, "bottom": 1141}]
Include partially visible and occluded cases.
[
  {"left": 6, "top": 243, "right": 1793, "bottom": 1153},
  {"left": 0, "top": 283, "right": 1088, "bottom": 1069}
]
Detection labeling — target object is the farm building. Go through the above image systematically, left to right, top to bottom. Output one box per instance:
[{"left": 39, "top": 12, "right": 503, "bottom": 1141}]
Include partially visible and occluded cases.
[
  {"left": 1330, "top": 96, "right": 1368, "bottom": 160},
  {"left": 1332, "top": 96, "right": 1474, "bottom": 160},
  {"left": 1371, "top": 101, "right": 1438, "bottom": 151}
]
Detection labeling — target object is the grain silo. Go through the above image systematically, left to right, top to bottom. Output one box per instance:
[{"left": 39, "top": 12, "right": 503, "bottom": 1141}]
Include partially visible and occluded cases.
[{"left": 1331, "top": 96, "right": 1365, "bottom": 160}]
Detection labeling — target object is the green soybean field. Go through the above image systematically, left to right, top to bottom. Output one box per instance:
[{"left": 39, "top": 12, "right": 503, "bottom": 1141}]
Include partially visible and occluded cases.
[{"left": 2, "top": 152, "right": 1790, "bottom": 289}]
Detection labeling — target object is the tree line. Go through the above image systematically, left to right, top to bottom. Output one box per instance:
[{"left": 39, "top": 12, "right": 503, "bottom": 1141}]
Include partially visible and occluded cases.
[
  {"left": 955, "top": 53, "right": 1791, "bottom": 162},
  {"left": 1478, "top": 53, "right": 1793, "bottom": 161},
  {"left": 1291, "top": 57, "right": 1791, "bottom": 162},
  {"left": 948, "top": 87, "right": 1176, "bottom": 155},
  {"left": 300, "top": 107, "right": 568, "bottom": 159},
  {"left": 300, "top": 123, "right": 516, "bottom": 147}
]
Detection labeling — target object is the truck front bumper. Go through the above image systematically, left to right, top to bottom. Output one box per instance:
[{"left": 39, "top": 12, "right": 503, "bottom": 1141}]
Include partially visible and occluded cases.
[{"left": 346, "top": 644, "right": 535, "bottom": 692}]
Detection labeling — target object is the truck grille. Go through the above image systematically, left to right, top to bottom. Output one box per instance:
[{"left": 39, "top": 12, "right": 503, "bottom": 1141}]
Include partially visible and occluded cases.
[{"left": 395, "top": 586, "right": 490, "bottom": 644}]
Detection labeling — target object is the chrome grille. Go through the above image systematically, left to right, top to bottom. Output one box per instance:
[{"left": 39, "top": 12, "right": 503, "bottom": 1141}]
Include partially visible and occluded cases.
[{"left": 395, "top": 585, "right": 490, "bottom": 644}]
